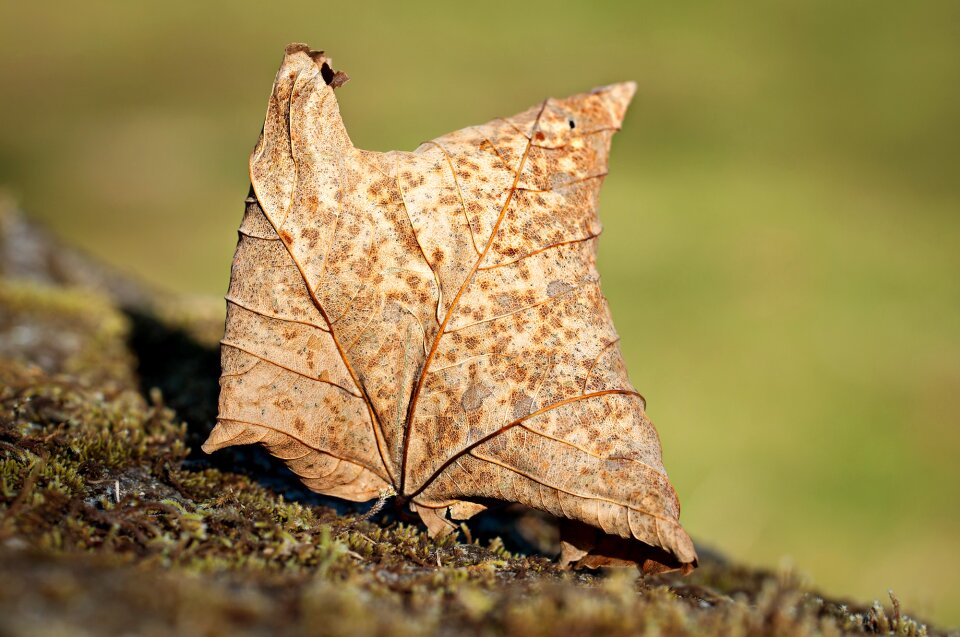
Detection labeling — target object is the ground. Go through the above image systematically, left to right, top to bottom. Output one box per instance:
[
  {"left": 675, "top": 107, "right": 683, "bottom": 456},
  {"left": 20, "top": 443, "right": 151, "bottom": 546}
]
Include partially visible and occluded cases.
[{"left": 0, "top": 207, "right": 948, "bottom": 636}]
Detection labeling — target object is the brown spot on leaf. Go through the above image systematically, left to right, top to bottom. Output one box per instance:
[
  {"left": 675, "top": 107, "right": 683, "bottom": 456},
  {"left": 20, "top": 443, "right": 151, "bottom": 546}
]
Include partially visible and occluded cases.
[
  {"left": 547, "top": 280, "right": 574, "bottom": 297},
  {"left": 460, "top": 381, "right": 492, "bottom": 412},
  {"left": 511, "top": 393, "right": 534, "bottom": 420}
]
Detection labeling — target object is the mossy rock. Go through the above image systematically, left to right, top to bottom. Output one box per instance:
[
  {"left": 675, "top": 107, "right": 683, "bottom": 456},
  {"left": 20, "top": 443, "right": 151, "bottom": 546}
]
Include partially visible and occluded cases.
[{"left": 0, "top": 205, "right": 949, "bottom": 636}]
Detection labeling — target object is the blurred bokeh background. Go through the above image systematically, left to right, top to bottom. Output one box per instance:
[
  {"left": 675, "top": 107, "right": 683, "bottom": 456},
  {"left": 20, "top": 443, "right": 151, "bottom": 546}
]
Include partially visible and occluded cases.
[{"left": 1, "top": 0, "right": 958, "bottom": 624}]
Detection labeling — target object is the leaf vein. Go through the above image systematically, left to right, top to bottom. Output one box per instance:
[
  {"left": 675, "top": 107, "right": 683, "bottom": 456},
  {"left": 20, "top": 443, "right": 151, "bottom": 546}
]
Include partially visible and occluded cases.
[{"left": 219, "top": 339, "right": 362, "bottom": 398}]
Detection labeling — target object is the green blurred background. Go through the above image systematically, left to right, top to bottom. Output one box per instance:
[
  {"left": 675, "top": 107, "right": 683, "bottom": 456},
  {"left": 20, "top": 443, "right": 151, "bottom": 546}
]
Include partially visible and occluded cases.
[{"left": 2, "top": 0, "right": 958, "bottom": 624}]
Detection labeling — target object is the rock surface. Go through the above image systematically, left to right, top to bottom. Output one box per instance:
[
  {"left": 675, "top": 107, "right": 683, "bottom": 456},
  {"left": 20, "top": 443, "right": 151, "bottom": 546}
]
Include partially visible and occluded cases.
[{"left": 0, "top": 203, "right": 947, "bottom": 637}]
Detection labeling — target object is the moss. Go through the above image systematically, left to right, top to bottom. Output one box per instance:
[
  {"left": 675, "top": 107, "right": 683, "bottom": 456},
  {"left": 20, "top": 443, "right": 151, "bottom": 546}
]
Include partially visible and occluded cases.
[
  {"left": 0, "top": 216, "right": 953, "bottom": 636},
  {"left": 0, "top": 280, "right": 134, "bottom": 389}
]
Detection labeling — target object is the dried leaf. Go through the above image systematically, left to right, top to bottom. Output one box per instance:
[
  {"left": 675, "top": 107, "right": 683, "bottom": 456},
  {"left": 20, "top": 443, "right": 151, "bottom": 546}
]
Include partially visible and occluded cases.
[{"left": 203, "top": 43, "right": 697, "bottom": 573}]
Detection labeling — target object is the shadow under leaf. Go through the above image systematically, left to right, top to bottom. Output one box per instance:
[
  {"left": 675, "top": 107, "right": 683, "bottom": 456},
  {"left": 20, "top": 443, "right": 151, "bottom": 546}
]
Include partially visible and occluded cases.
[{"left": 123, "top": 308, "right": 366, "bottom": 514}]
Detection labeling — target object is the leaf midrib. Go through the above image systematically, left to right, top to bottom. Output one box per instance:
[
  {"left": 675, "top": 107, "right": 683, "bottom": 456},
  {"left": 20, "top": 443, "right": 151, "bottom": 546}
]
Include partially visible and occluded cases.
[{"left": 397, "top": 100, "right": 549, "bottom": 496}]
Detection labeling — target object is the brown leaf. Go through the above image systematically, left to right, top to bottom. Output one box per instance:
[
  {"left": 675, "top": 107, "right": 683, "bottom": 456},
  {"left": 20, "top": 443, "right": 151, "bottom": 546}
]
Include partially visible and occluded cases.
[{"left": 202, "top": 43, "right": 697, "bottom": 573}]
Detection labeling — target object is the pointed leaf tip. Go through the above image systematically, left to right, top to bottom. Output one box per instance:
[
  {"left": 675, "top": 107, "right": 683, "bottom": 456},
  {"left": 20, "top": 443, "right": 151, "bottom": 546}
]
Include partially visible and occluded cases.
[
  {"left": 284, "top": 42, "right": 312, "bottom": 55},
  {"left": 594, "top": 81, "right": 637, "bottom": 127},
  {"left": 200, "top": 422, "right": 233, "bottom": 454}
]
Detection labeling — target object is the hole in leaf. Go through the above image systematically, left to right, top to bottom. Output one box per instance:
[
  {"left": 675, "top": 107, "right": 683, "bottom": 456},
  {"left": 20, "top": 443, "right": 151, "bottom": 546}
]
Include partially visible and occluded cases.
[{"left": 320, "top": 62, "right": 336, "bottom": 85}]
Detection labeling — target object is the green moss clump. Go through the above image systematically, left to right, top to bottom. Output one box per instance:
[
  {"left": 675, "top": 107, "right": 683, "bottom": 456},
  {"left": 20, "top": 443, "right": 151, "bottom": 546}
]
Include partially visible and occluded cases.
[{"left": 0, "top": 281, "right": 134, "bottom": 388}]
